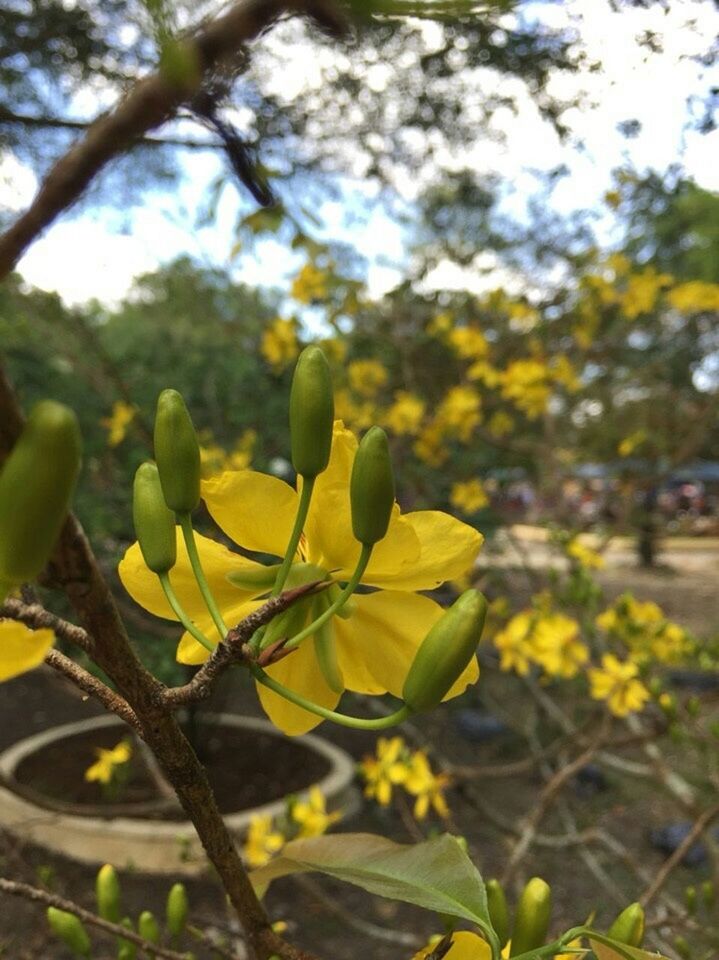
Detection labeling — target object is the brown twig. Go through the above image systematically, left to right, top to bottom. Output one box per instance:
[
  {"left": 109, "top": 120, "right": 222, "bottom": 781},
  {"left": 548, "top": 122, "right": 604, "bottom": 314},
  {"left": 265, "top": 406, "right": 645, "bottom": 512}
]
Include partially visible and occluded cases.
[
  {"left": 0, "top": 0, "right": 348, "bottom": 279},
  {"left": 162, "top": 580, "right": 329, "bottom": 708},
  {"left": 1, "top": 597, "right": 92, "bottom": 653},
  {"left": 45, "top": 649, "right": 141, "bottom": 731},
  {"left": 640, "top": 802, "right": 719, "bottom": 909},
  {"left": 0, "top": 877, "right": 190, "bottom": 960}
]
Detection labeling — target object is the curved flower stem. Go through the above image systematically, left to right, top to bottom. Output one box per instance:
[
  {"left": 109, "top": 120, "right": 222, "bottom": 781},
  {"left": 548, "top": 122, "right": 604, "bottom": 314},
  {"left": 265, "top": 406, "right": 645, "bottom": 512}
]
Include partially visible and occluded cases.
[
  {"left": 272, "top": 476, "right": 315, "bottom": 598},
  {"left": 178, "top": 512, "right": 228, "bottom": 640},
  {"left": 280, "top": 543, "right": 372, "bottom": 652},
  {"left": 158, "top": 572, "right": 214, "bottom": 653},
  {"left": 250, "top": 664, "right": 411, "bottom": 730}
]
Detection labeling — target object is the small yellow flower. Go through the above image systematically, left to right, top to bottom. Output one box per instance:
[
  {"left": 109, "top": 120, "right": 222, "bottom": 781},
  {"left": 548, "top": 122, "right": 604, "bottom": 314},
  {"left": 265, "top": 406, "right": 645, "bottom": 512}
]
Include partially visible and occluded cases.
[
  {"left": 291, "top": 263, "right": 329, "bottom": 304},
  {"left": 666, "top": 280, "right": 719, "bottom": 313},
  {"left": 261, "top": 318, "right": 299, "bottom": 371},
  {"left": 447, "top": 326, "right": 489, "bottom": 361},
  {"left": 347, "top": 359, "right": 388, "bottom": 398},
  {"left": 500, "top": 360, "right": 551, "bottom": 419},
  {"left": 437, "top": 386, "right": 482, "bottom": 442},
  {"left": 383, "top": 391, "right": 425, "bottom": 436},
  {"left": 101, "top": 401, "right": 136, "bottom": 447},
  {"left": 487, "top": 411, "right": 514, "bottom": 438},
  {"left": 414, "top": 421, "right": 449, "bottom": 467},
  {"left": 617, "top": 430, "right": 646, "bottom": 458},
  {"left": 450, "top": 480, "right": 489, "bottom": 515},
  {"left": 566, "top": 539, "right": 604, "bottom": 570},
  {"left": 494, "top": 612, "right": 536, "bottom": 676},
  {"left": 532, "top": 613, "right": 588, "bottom": 680},
  {"left": 0, "top": 620, "right": 55, "bottom": 682},
  {"left": 588, "top": 654, "right": 650, "bottom": 717},
  {"left": 359, "top": 736, "right": 410, "bottom": 806},
  {"left": 84, "top": 740, "right": 132, "bottom": 785},
  {"left": 404, "top": 751, "right": 450, "bottom": 820},
  {"left": 291, "top": 786, "right": 341, "bottom": 838},
  {"left": 243, "top": 814, "right": 286, "bottom": 867},
  {"left": 412, "top": 931, "right": 491, "bottom": 960}
]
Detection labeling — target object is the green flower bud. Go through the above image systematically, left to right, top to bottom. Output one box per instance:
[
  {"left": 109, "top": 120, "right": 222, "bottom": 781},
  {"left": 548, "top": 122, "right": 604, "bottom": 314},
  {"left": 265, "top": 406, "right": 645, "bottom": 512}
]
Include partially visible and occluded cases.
[
  {"left": 289, "top": 346, "right": 334, "bottom": 478},
  {"left": 153, "top": 389, "right": 201, "bottom": 513},
  {"left": 0, "top": 401, "right": 81, "bottom": 587},
  {"left": 350, "top": 426, "right": 394, "bottom": 546},
  {"left": 133, "top": 462, "right": 177, "bottom": 574},
  {"left": 402, "top": 590, "right": 487, "bottom": 713},
  {"left": 95, "top": 863, "right": 121, "bottom": 923},
  {"left": 510, "top": 877, "right": 552, "bottom": 957},
  {"left": 486, "top": 878, "right": 510, "bottom": 948},
  {"left": 702, "top": 879, "right": 714, "bottom": 909},
  {"left": 166, "top": 882, "right": 189, "bottom": 937},
  {"left": 685, "top": 885, "right": 697, "bottom": 915},
  {"left": 607, "top": 902, "right": 645, "bottom": 947},
  {"left": 47, "top": 907, "right": 91, "bottom": 957},
  {"left": 138, "top": 910, "right": 160, "bottom": 945},
  {"left": 118, "top": 918, "right": 137, "bottom": 960},
  {"left": 673, "top": 934, "right": 691, "bottom": 960}
]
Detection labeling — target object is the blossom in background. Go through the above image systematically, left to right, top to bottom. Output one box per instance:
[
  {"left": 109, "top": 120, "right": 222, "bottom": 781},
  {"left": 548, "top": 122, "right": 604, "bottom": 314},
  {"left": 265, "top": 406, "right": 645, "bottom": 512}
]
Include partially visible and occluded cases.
[
  {"left": 291, "top": 263, "right": 329, "bottom": 303},
  {"left": 620, "top": 267, "right": 671, "bottom": 320},
  {"left": 666, "top": 280, "right": 719, "bottom": 313},
  {"left": 261, "top": 318, "right": 298, "bottom": 371},
  {"left": 447, "top": 326, "right": 489, "bottom": 361},
  {"left": 347, "top": 359, "right": 388, "bottom": 398},
  {"left": 500, "top": 359, "right": 551, "bottom": 419},
  {"left": 437, "top": 386, "right": 482, "bottom": 442},
  {"left": 333, "top": 389, "right": 377, "bottom": 431},
  {"left": 383, "top": 391, "right": 425, "bottom": 437},
  {"left": 101, "top": 400, "right": 136, "bottom": 447},
  {"left": 487, "top": 410, "right": 514, "bottom": 438},
  {"left": 414, "top": 420, "right": 449, "bottom": 468},
  {"left": 120, "top": 421, "right": 482, "bottom": 735},
  {"left": 200, "top": 430, "right": 256, "bottom": 478},
  {"left": 617, "top": 430, "right": 646, "bottom": 458},
  {"left": 450, "top": 479, "right": 489, "bottom": 515},
  {"left": 566, "top": 539, "right": 605, "bottom": 570},
  {"left": 596, "top": 594, "right": 690, "bottom": 665},
  {"left": 494, "top": 612, "right": 537, "bottom": 676},
  {"left": 531, "top": 613, "right": 588, "bottom": 680},
  {"left": 0, "top": 620, "right": 54, "bottom": 682},
  {"left": 588, "top": 654, "right": 650, "bottom": 717},
  {"left": 359, "top": 736, "right": 410, "bottom": 806},
  {"left": 84, "top": 740, "right": 132, "bottom": 785},
  {"left": 404, "top": 750, "right": 451, "bottom": 820},
  {"left": 291, "top": 786, "right": 341, "bottom": 838},
  {"left": 243, "top": 814, "right": 286, "bottom": 868}
]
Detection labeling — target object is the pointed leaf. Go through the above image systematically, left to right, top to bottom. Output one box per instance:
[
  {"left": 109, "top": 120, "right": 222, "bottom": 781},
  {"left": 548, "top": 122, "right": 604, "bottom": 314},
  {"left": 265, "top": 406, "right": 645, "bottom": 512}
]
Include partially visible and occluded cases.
[
  {"left": 250, "top": 832, "right": 489, "bottom": 926},
  {"left": 588, "top": 935, "right": 670, "bottom": 960}
]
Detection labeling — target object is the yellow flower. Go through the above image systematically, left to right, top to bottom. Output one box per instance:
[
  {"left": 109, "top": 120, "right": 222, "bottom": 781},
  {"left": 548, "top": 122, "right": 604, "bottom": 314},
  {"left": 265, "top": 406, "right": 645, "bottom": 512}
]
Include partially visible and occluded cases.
[
  {"left": 291, "top": 263, "right": 329, "bottom": 304},
  {"left": 620, "top": 268, "right": 671, "bottom": 320},
  {"left": 666, "top": 280, "right": 719, "bottom": 313},
  {"left": 427, "top": 312, "right": 453, "bottom": 336},
  {"left": 261, "top": 318, "right": 299, "bottom": 371},
  {"left": 448, "top": 326, "right": 488, "bottom": 361},
  {"left": 551, "top": 356, "right": 581, "bottom": 393},
  {"left": 347, "top": 359, "right": 388, "bottom": 398},
  {"left": 466, "top": 360, "right": 502, "bottom": 387},
  {"left": 500, "top": 360, "right": 550, "bottom": 419},
  {"left": 437, "top": 386, "right": 482, "bottom": 442},
  {"left": 333, "top": 388, "right": 377, "bottom": 431},
  {"left": 383, "top": 391, "right": 426, "bottom": 436},
  {"left": 101, "top": 401, "right": 136, "bottom": 447},
  {"left": 487, "top": 411, "right": 514, "bottom": 438},
  {"left": 414, "top": 421, "right": 449, "bottom": 467},
  {"left": 119, "top": 422, "right": 483, "bottom": 735},
  {"left": 617, "top": 429, "right": 646, "bottom": 458},
  {"left": 450, "top": 480, "right": 489, "bottom": 515},
  {"left": 566, "top": 539, "right": 604, "bottom": 570},
  {"left": 494, "top": 612, "right": 536, "bottom": 676},
  {"left": 532, "top": 613, "right": 588, "bottom": 679},
  {"left": 0, "top": 620, "right": 54, "bottom": 682},
  {"left": 588, "top": 654, "right": 650, "bottom": 717},
  {"left": 359, "top": 736, "right": 410, "bottom": 806},
  {"left": 84, "top": 740, "right": 132, "bottom": 784},
  {"left": 404, "top": 750, "right": 450, "bottom": 820},
  {"left": 291, "top": 786, "right": 341, "bottom": 838},
  {"left": 243, "top": 814, "right": 286, "bottom": 867},
  {"left": 412, "top": 932, "right": 491, "bottom": 960},
  {"left": 554, "top": 936, "right": 584, "bottom": 960}
]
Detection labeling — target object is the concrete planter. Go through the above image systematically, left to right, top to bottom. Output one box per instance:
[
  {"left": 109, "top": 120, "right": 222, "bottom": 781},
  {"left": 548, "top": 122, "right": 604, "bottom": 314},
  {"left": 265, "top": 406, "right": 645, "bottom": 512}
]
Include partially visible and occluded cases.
[{"left": 0, "top": 713, "right": 356, "bottom": 875}]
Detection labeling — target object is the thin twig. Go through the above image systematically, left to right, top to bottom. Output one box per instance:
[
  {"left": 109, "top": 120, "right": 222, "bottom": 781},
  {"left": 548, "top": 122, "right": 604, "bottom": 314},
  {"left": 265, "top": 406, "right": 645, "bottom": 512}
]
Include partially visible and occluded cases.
[
  {"left": 1, "top": 597, "right": 92, "bottom": 652},
  {"left": 45, "top": 649, "right": 140, "bottom": 731},
  {"left": 641, "top": 803, "right": 719, "bottom": 909},
  {"left": 0, "top": 878, "right": 191, "bottom": 960}
]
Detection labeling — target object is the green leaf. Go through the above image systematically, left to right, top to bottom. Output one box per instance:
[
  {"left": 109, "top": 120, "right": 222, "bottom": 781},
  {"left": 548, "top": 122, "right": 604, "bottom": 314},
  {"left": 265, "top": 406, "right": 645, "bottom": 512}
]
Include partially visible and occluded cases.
[
  {"left": 250, "top": 832, "right": 489, "bottom": 927},
  {"left": 587, "top": 933, "right": 670, "bottom": 960}
]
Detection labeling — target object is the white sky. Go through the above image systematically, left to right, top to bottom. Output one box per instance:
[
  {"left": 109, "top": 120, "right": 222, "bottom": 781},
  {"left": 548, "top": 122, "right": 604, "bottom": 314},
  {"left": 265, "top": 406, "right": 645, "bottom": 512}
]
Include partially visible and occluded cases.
[{"left": 2, "top": 0, "right": 718, "bottom": 307}]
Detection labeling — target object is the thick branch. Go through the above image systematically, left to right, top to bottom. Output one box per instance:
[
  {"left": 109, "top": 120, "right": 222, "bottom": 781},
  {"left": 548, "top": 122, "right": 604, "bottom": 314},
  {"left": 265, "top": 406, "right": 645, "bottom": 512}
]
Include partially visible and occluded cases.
[
  {"left": 0, "top": 0, "right": 347, "bottom": 279},
  {"left": 0, "top": 878, "right": 190, "bottom": 960}
]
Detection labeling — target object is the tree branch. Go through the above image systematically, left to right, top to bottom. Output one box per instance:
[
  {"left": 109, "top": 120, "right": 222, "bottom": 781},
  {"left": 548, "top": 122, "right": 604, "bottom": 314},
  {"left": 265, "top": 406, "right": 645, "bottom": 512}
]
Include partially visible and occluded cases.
[
  {"left": 0, "top": 0, "right": 348, "bottom": 280},
  {"left": 45, "top": 648, "right": 141, "bottom": 731},
  {"left": 640, "top": 802, "right": 719, "bottom": 909}
]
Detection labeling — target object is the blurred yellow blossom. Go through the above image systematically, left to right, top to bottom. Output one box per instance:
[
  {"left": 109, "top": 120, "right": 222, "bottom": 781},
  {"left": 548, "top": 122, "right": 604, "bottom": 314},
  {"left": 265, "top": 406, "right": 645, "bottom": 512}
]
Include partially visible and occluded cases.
[
  {"left": 291, "top": 263, "right": 329, "bottom": 303},
  {"left": 620, "top": 268, "right": 671, "bottom": 320},
  {"left": 666, "top": 280, "right": 719, "bottom": 313},
  {"left": 428, "top": 312, "right": 453, "bottom": 336},
  {"left": 261, "top": 318, "right": 298, "bottom": 371},
  {"left": 448, "top": 326, "right": 489, "bottom": 360},
  {"left": 319, "top": 337, "right": 347, "bottom": 363},
  {"left": 551, "top": 356, "right": 581, "bottom": 393},
  {"left": 347, "top": 359, "right": 388, "bottom": 398},
  {"left": 467, "top": 360, "right": 502, "bottom": 387},
  {"left": 501, "top": 360, "right": 550, "bottom": 419},
  {"left": 437, "top": 386, "right": 482, "bottom": 441},
  {"left": 334, "top": 388, "right": 376, "bottom": 431},
  {"left": 384, "top": 391, "right": 425, "bottom": 436},
  {"left": 101, "top": 401, "right": 136, "bottom": 447},
  {"left": 487, "top": 410, "right": 515, "bottom": 438},
  {"left": 414, "top": 421, "right": 449, "bottom": 467},
  {"left": 200, "top": 430, "right": 256, "bottom": 478},
  {"left": 618, "top": 430, "right": 647, "bottom": 458},
  {"left": 450, "top": 479, "right": 489, "bottom": 514},
  {"left": 566, "top": 539, "right": 605, "bottom": 570},
  {"left": 596, "top": 594, "right": 690, "bottom": 665},
  {"left": 494, "top": 611, "right": 536, "bottom": 676},
  {"left": 531, "top": 613, "right": 588, "bottom": 679},
  {"left": 0, "top": 620, "right": 54, "bottom": 682},
  {"left": 588, "top": 654, "right": 650, "bottom": 717},
  {"left": 359, "top": 736, "right": 409, "bottom": 806},
  {"left": 84, "top": 740, "right": 132, "bottom": 785},
  {"left": 404, "top": 750, "right": 450, "bottom": 820},
  {"left": 291, "top": 786, "right": 341, "bottom": 838},
  {"left": 243, "top": 814, "right": 286, "bottom": 867},
  {"left": 412, "top": 932, "right": 491, "bottom": 960}
]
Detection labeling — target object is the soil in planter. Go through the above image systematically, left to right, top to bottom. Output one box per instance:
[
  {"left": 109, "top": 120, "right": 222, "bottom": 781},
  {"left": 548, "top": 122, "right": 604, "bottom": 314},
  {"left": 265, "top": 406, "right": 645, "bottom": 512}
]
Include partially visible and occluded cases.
[{"left": 13, "top": 723, "right": 331, "bottom": 819}]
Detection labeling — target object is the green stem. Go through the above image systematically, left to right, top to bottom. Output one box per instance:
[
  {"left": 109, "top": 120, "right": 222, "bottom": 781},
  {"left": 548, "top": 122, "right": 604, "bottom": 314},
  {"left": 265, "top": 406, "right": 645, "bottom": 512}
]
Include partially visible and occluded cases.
[
  {"left": 271, "top": 476, "right": 315, "bottom": 598},
  {"left": 178, "top": 512, "right": 228, "bottom": 640},
  {"left": 280, "top": 543, "right": 372, "bottom": 652},
  {"left": 158, "top": 572, "right": 214, "bottom": 653},
  {"left": 250, "top": 664, "right": 411, "bottom": 730},
  {"left": 509, "top": 926, "right": 587, "bottom": 960}
]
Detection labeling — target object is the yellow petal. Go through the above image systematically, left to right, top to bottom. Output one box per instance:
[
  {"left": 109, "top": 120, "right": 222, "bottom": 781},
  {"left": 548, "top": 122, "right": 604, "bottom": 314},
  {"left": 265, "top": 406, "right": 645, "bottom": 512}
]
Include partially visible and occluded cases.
[
  {"left": 202, "top": 470, "right": 298, "bottom": 558},
  {"left": 362, "top": 510, "right": 483, "bottom": 591},
  {"left": 119, "top": 528, "right": 265, "bottom": 622},
  {"left": 334, "top": 591, "right": 471, "bottom": 698},
  {"left": 176, "top": 600, "right": 262, "bottom": 666},
  {"left": 0, "top": 620, "right": 54, "bottom": 682},
  {"left": 256, "top": 638, "right": 341, "bottom": 736},
  {"left": 414, "top": 931, "right": 491, "bottom": 960}
]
